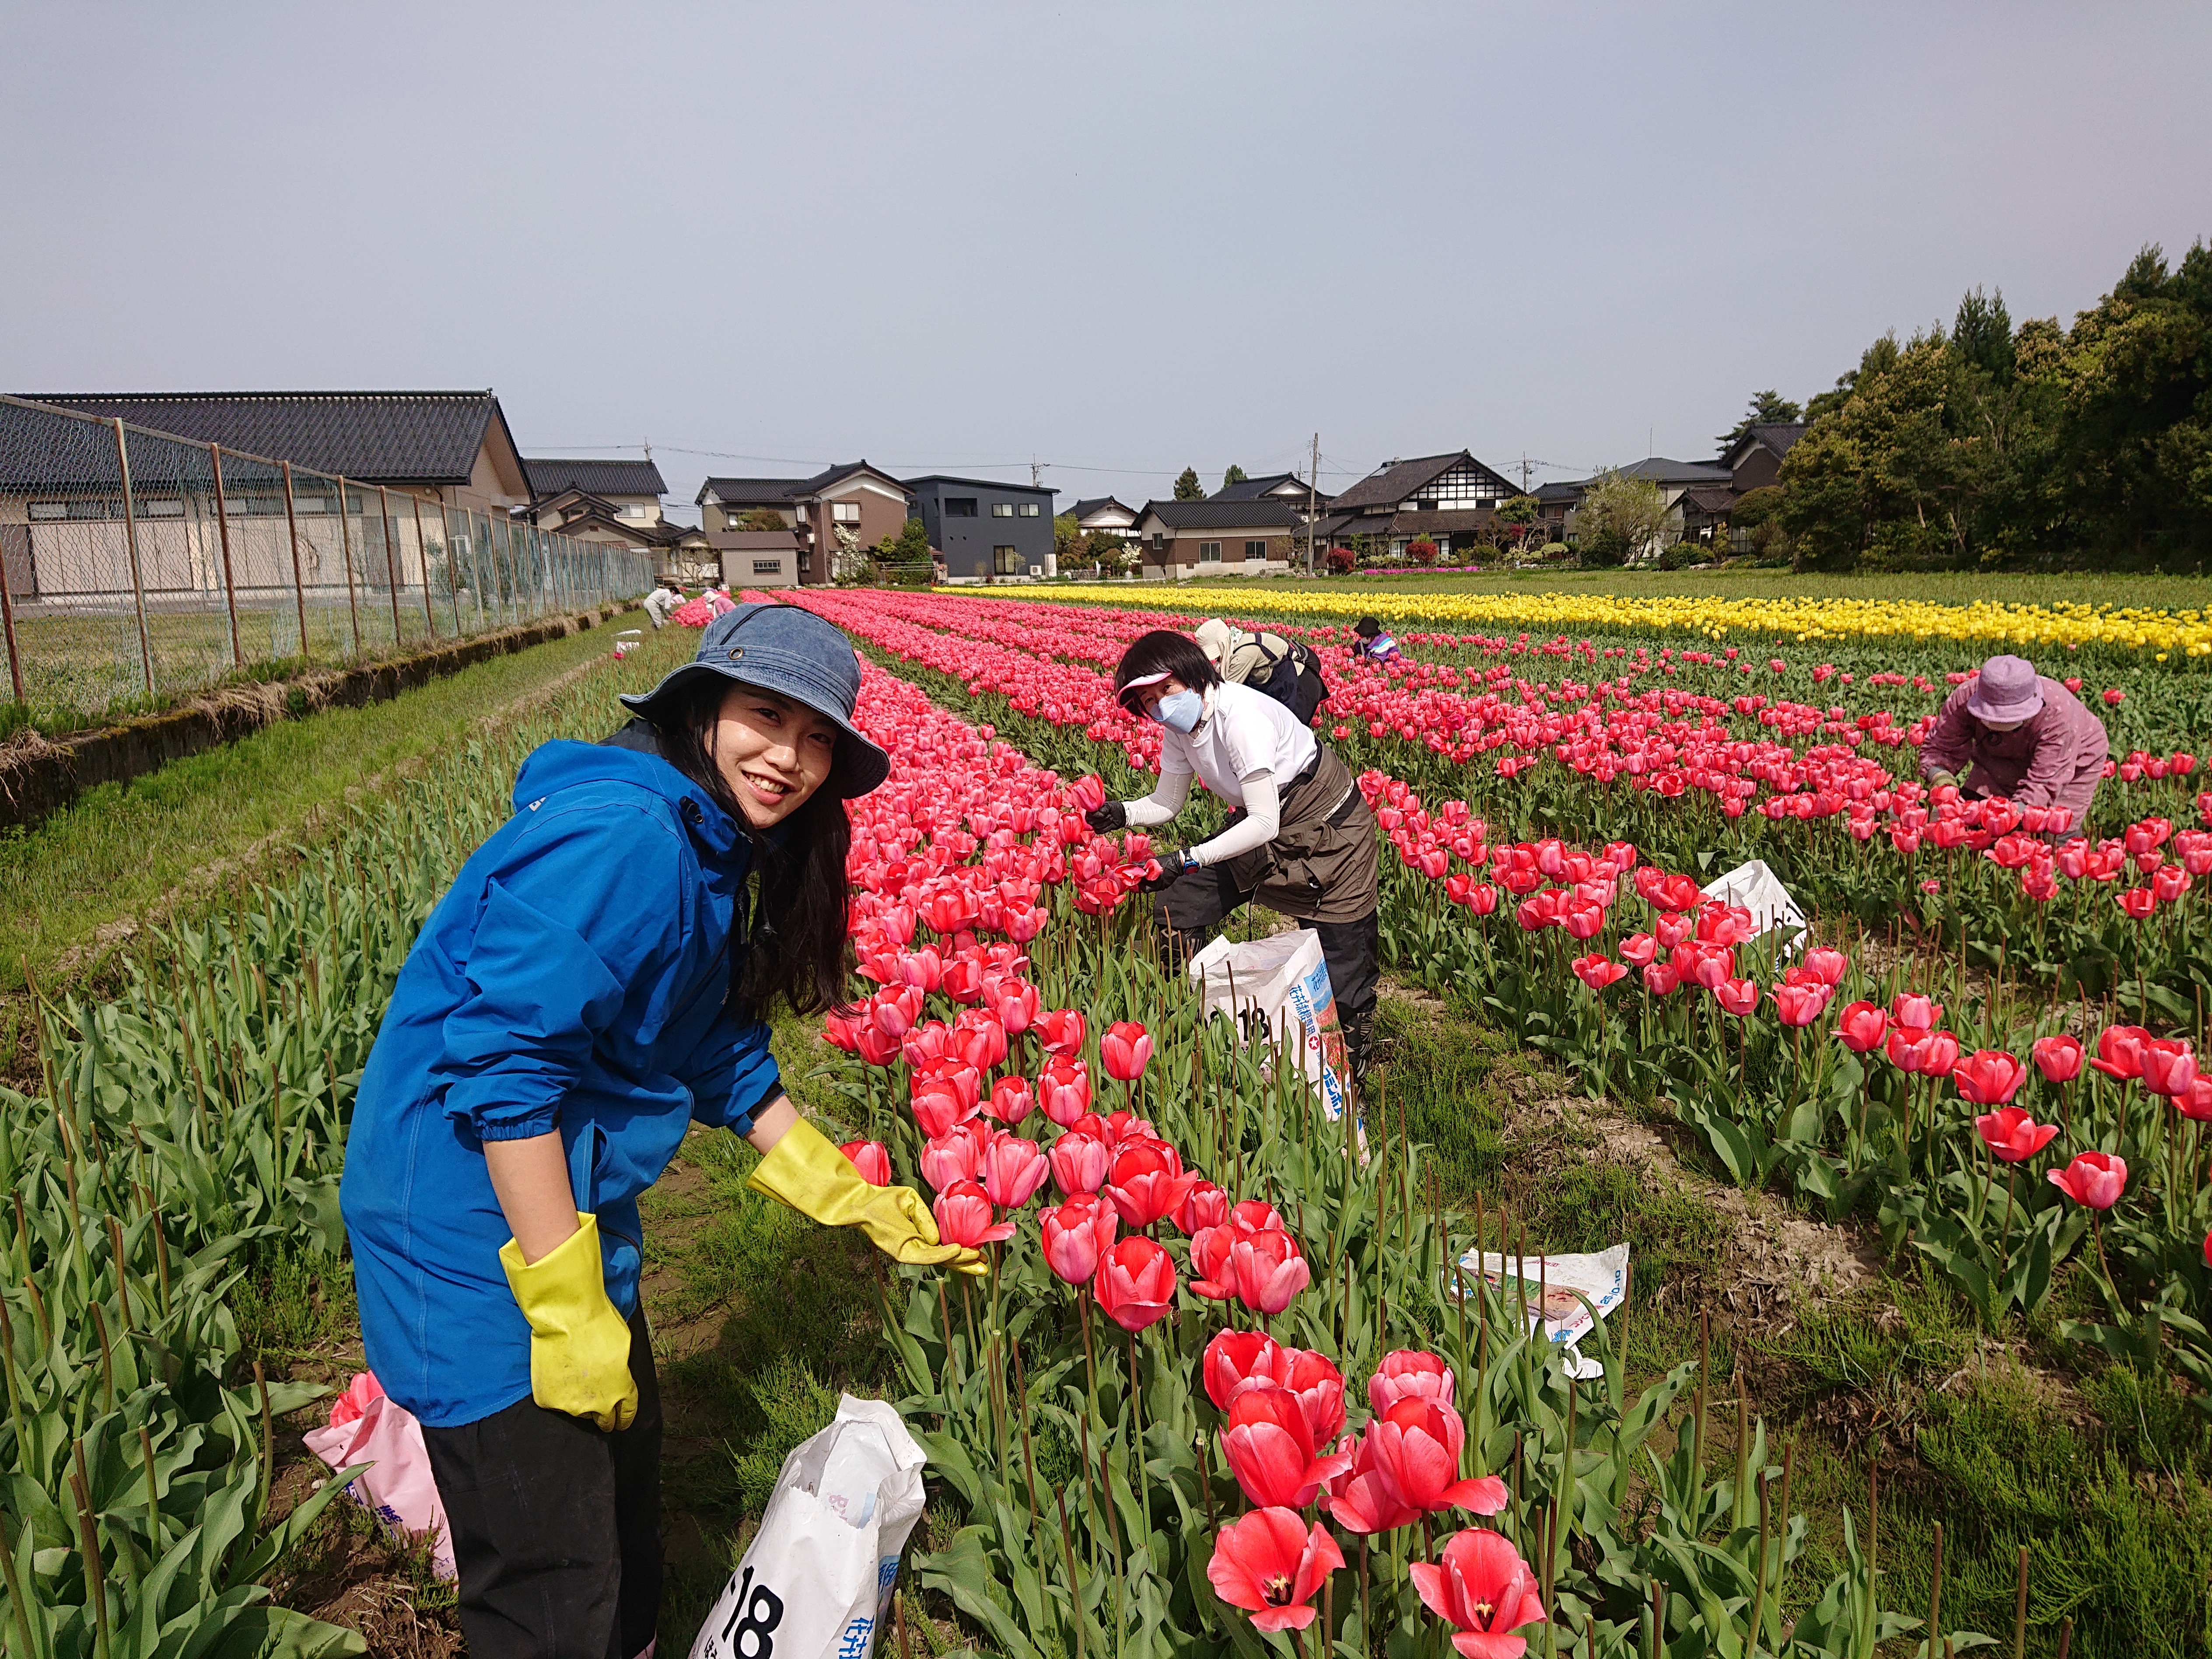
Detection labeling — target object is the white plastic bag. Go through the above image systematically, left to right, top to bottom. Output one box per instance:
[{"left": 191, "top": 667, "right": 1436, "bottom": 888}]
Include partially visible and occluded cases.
[
  {"left": 1701, "top": 859, "right": 1807, "bottom": 955},
  {"left": 1186, "top": 931, "right": 1349, "bottom": 1121},
  {"left": 1452, "top": 1244, "right": 1630, "bottom": 1380},
  {"left": 301, "top": 1372, "right": 456, "bottom": 1580},
  {"left": 688, "top": 1395, "right": 928, "bottom": 1659}
]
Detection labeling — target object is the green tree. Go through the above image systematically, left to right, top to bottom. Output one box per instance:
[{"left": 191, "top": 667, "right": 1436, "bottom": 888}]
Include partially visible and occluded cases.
[
  {"left": 1951, "top": 285, "right": 2016, "bottom": 382},
  {"left": 1716, "top": 390, "right": 1805, "bottom": 450},
  {"left": 1221, "top": 464, "right": 1248, "bottom": 491},
  {"left": 1173, "top": 467, "right": 1204, "bottom": 500},
  {"left": 1572, "top": 471, "right": 1671, "bottom": 566},
  {"left": 1495, "top": 494, "right": 1540, "bottom": 550},
  {"left": 735, "top": 507, "right": 788, "bottom": 531},
  {"left": 1053, "top": 512, "right": 1081, "bottom": 563},
  {"left": 868, "top": 516, "right": 934, "bottom": 585}
]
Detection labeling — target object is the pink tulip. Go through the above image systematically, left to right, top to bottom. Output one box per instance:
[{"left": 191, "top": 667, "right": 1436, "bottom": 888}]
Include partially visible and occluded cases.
[
  {"left": 1800, "top": 946, "right": 1848, "bottom": 986},
  {"left": 1713, "top": 977, "right": 1760, "bottom": 1017},
  {"left": 1773, "top": 981, "right": 1829, "bottom": 1027},
  {"left": 1890, "top": 992, "right": 1943, "bottom": 1029},
  {"left": 950, "top": 1008, "right": 1008, "bottom": 1071},
  {"left": 1101, "top": 1020, "right": 1152, "bottom": 1080},
  {"left": 2089, "top": 1025, "right": 2147, "bottom": 1081},
  {"left": 1885, "top": 1026, "right": 1936, "bottom": 1074},
  {"left": 2032, "top": 1033, "right": 2084, "bottom": 1082},
  {"left": 2141, "top": 1039, "right": 2198, "bottom": 1099},
  {"left": 1035, "top": 1059, "right": 1092, "bottom": 1127},
  {"left": 984, "top": 1074, "right": 1036, "bottom": 1127},
  {"left": 2178, "top": 1076, "right": 2212, "bottom": 1123},
  {"left": 911, "top": 1080, "right": 978, "bottom": 1140},
  {"left": 1975, "top": 1106, "right": 2059, "bottom": 1163},
  {"left": 919, "top": 1121, "right": 992, "bottom": 1191},
  {"left": 1047, "top": 1127, "right": 1111, "bottom": 1198},
  {"left": 978, "top": 1133, "right": 1049, "bottom": 1209},
  {"left": 838, "top": 1139, "right": 891, "bottom": 1186},
  {"left": 1103, "top": 1140, "right": 1195, "bottom": 1228},
  {"left": 2048, "top": 1150, "right": 2128, "bottom": 1209},
  {"left": 932, "top": 1179, "right": 1015, "bottom": 1247},
  {"left": 1176, "top": 1179, "right": 1230, "bottom": 1233},
  {"left": 1040, "top": 1193, "right": 1117, "bottom": 1284},
  {"left": 1189, "top": 1223, "right": 1238, "bottom": 1299},
  {"left": 1231, "top": 1228, "right": 1312, "bottom": 1315},
  {"left": 1092, "top": 1235, "right": 1176, "bottom": 1331},
  {"left": 1203, "top": 1328, "right": 1287, "bottom": 1410},
  {"left": 1277, "top": 1347, "right": 1347, "bottom": 1448},
  {"left": 1368, "top": 1349, "right": 1455, "bottom": 1416},
  {"left": 1326, "top": 1421, "right": 1421, "bottom": 1535},
  {"left": 1206, "top": 1508, "right": 1344, "bottom": 1633},
  {"left": 1409, "top": 1528, "right": 1548, "bottom": 1659}
]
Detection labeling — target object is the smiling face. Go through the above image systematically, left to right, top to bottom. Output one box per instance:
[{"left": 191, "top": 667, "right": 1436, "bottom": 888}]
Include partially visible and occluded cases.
[{"left": 708, "top": 682, "right": 839, "bottom": 826}]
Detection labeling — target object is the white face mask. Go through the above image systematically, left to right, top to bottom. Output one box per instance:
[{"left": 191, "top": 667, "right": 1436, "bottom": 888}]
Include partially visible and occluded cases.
[{"left": 1153, "top": 689, "right": 1204, "bottom": 733}]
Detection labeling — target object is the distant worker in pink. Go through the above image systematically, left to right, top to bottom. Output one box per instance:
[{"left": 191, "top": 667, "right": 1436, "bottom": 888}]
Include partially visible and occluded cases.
[{"left": 1918, "top": 654, "right": 2110, "bottom": 832}]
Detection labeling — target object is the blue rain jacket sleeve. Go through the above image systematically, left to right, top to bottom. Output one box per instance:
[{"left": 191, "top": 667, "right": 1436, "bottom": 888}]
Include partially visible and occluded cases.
[{"left": 675, "top": 1009, "right": 782, "bottom": 1131}]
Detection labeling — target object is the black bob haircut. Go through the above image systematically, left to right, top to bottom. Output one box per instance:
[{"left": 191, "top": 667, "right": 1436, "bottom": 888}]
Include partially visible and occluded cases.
[
  {"left": 1113, "top": 629, "right": 1220, "bottom": 716},
  {"left": 638, "top": 675, "right": 854, "bottom": 1021}
]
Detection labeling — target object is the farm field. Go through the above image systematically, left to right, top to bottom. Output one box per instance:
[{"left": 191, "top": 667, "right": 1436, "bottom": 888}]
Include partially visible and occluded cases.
[{"left": 6, "top": 580, "right": 2212, "bottom": 1659}]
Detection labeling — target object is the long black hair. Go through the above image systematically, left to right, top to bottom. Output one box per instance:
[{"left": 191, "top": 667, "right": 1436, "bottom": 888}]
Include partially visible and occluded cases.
[
  {"left": 1112, "top": 629, "right": 1221, "bottom": 716},
  {"left": 640, "top": 676, "right": 854, "bottom": 1020}
]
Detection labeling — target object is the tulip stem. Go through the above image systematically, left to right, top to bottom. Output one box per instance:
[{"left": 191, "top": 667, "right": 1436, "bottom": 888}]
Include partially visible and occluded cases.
[{"left": 1127, "top": 1330, "right": 1147, "bottom": 1533}]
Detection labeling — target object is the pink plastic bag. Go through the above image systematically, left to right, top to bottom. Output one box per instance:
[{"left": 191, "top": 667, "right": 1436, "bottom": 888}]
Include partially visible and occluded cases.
[{"left": 302, "top": 1372, "right": 457, "bottom": 1580}]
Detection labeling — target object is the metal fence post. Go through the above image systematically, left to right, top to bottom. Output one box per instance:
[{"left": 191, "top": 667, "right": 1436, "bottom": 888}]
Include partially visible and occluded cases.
[
  {"left": 111, "top": 417, "right": 157, "bottom": 695},
  {"left": 209, "top": 442, "right": 244, "bottom": 668},
  {"left": 280, "top": 461, "right": 310, "bottom": 661},
  {"left": 336, "top": 474, "right": 363, "bottom": 655},
  {"left": 377, "top": 487, "right": 404, "bottom": 644},
  {"left": 410, "top": 492, "right": 440, "bottom": 639},
  {"left": 0, "top": 536, "right": 23, "bottom": 706}
]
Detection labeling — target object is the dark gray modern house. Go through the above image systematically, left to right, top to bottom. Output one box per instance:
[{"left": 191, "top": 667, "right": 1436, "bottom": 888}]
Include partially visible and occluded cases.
[{"left": 905, "top": 475, "right": 1057, "bottom": 582}]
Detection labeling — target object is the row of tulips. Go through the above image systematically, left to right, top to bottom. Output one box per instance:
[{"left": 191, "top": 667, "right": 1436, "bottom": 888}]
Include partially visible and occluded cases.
[
  {"left": 796, "top": 587, "right": 2212, "bottom": 1026},
  {"left": 809, "top": 644, "right": 1976, "bottom": 1656}
]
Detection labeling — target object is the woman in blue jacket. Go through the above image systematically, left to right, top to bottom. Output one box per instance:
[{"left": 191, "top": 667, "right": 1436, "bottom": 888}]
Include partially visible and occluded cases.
[{"left": 340, "top": 603, "right": 979, "bottom": 1659}]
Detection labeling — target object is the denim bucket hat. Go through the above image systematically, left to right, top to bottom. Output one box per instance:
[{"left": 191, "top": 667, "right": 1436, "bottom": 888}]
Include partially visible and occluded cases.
[{"left": 620, "top": 602, "right": 891, "bottom": 798}]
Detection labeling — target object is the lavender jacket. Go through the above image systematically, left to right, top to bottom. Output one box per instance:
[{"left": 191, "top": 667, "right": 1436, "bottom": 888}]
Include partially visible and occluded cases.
[{"left": 1918, "top": 675, "right": 2109, "bottom": 818}]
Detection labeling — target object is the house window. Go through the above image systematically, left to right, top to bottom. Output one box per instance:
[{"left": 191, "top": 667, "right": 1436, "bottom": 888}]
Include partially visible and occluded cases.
[
  {"left": 945, "top": 497, "right": 978, "bottom": 518},
  {"left": 27, "top": 501, "right": 71, "bottom": 520},
  {"left": 831, "top": 501, "right": 861, "bottom": 523},
  {"left": 620, "top": 502, "right": 648, "bottom": 519},
  {"left": 992, "top": 502, "right": 1015, "bottom": 518},
  {"left": 1018, "top": 502, "right": 1040, "bottom": 517},
  {"left": 1151, "top": 532, "right": 1165, "bottom": 551},
  {"left": 1245, "top": 540, "right": 1266, "bottom": 560},
  {"left": 1199, "top": 541, "right": 1222, "bottom": 562},
  {"left": 994, "top": 546, "right": 1020, "bottom": 574},
  {"left": 752, "top": 559, "right": 781, "bottom": 575}
]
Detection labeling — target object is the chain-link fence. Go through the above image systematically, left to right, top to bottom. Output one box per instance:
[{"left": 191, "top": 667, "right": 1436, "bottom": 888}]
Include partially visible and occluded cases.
[{"left": 0, "top": 394, "right": 655, "bottom": 727}]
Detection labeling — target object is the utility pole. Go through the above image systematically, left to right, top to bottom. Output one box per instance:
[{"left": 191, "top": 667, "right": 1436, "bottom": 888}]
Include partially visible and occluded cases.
[
  {"left": 1306, "top": 432, "right": 1320, "bottom": 575},
  {"left": 1520, "top": 454, "right": 1533, "bottom": 494},
  {"left": 1032, "top": 455, "right": 1041, "bottom": 487}
]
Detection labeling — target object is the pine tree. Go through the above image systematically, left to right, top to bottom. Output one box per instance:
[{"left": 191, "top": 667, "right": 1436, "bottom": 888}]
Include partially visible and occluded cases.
[
  {"left": 1222, "top": 464, "right": 1248, "bottom": 490},
  {"left": 1173, "top": 467, "right": 1204, "bottom": 500}
]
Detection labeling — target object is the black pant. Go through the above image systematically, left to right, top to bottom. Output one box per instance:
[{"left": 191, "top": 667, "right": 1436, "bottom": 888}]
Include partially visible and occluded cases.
[
  {"left": 1157, "top": 862, "right": 1381, "bottom": 1074},
  {"left": 421, "top": 1309, "right": 662, "bottom": 1659}
]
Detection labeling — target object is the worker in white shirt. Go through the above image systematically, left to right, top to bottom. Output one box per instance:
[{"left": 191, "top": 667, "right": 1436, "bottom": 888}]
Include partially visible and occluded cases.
[
  {"left": 641, "top": 581, "right": 682, "bottom": 629},
  {"left": 1085, "top": 630, "right": 1382, "bottom": 1090}
]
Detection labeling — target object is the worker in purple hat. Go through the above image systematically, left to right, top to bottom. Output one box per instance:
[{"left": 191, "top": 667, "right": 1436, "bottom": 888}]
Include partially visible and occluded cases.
[{"left": 1917, "top": 654, "right": 2110, "bottom": 833}]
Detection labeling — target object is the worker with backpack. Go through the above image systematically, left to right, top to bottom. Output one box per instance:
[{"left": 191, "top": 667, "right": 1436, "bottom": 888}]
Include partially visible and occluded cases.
[{"left": 1193, "top": 617, "right": 1331, "bottom": 727}]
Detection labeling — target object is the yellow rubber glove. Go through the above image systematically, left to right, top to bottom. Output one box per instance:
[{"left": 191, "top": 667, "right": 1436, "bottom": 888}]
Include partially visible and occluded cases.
[
  {"left": 748, "top": 1118, "right": 987, "bottom": 1276},
  {"left": 498, "top": 1213, "right": 640, "bottom": 1432}
]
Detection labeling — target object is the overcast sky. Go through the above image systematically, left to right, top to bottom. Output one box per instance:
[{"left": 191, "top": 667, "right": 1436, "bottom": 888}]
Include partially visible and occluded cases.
[{"left": 5, "top": 2, "right": 2208, "bottom": 518}]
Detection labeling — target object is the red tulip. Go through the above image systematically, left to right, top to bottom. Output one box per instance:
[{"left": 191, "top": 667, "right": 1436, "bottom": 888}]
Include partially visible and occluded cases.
[
  {"left": 1067, "top": 774, "right": 1106, "bottom": 813},
  {"left": 2118, "top": 886, "right": 2157, "bottom": 919},
  {"left": 1618, "top": 931, "right": 1657, "bottom": 967},
  {"left": 1571, "top": 953, "right": 1628, "bottom": 990},
  {"left": 1642, "top": 963, "right": 1680, "bottom": 995},
  {"left": 984, "top": 975, "right": 1039, "bottom": 1035},
  {"left": 1714, "top": 978, "right": 1760, "bottom": 1017},
  {"left": 871, "top": 983, "right": 926, "bottom": 1037},
  {"left": 1890, "top": 992, "right": 1943, "bottom": 1029},
  {"left": 1834, "top": 1001, "right": 1888, "bottom": 1053},
  {"left": 950, "top": 1008, "right": 1008, "bottom": 1071},
  {"left": 1035, "top": 1008, "right": 1086, "bottom": 1059},
  {"left": 853, "top": 1020, "right": 903, "bottom": 1068},
  {"left": 1101, "top": 1020, "right": 1152, "bottom": 1080},
  {"left": 2090, "top": 1025, "right": 2149, "bottom": 1082},
  {"left": 1885, "top": 1026, "right": 1936, "bottom": 1074},
  {"left": 1922, "top": 1030, "right": 1962, "bottom": 1075},
  {"left": 2032, "top": 1033, "right": 2084, "bottom": 1082},
  {"left": 2141, "top": 1039, "right": 2198, "bottom": 1099},
  {"left": 1952, "top": 1050, "right": 2027, "bottom": 1106},
  {"left": 1036, "top": 1059, "right": 1092, "bottom": 1127},
  {"left": 984, "top": 1074, "right": 1036, "bottom": 1127},
  {"left": 2178, "top": 1076, "right": 2212, "bottom": 1123},
  {"left": 911, "top": 1079, "right": 979, "bottom": 1139},
  {"left": 1975, "top": 1106, "right": 2059, "bottom": 1163},
  {"left": 1047, "top": 1126, "right": 1111, "bottom": 1196},
  {"left": 978, "top": 1132, "right": 1049, "bottom": 1209},
  {"left": 838, "top": 1139, "right": 891, "bottom": 1186},
  {"left": 1104, "top": 1140, "right": 1196, "bottom": 1228},
  {"left": 2048, "top": 1150, "right": 2128, "bottom": 1209},
  {"left": 1176, "top": 1178, "right": 1230, "bottom": 1234},
  {"left": 932, "top": 1179, "right": 1015, "bottom": 1247},
  {"left": 1040, "top": 1193, "right": 1117, "bottom": 1284},
  {"left": 1228, "top": 1197, "right": 1285, "bottom": 1234},
  {"left": 1189, "top": 1223, "right": 1238, "bottom": 1299},
  {"left": 2204, "top": 1227, "right": 2212, "bottom": 1271},
  {"left": 1231, "top": 1228, "right": 1312, "bottom": 1315},
  {"left": 1092, "top": 1235, "right": 1176, "bottom": 1331},
  {"left": 1203, "top": 1328, "right": 1287, "bottom": 1410},
  {"left": 1278, "top": 1348, "right": 1348, "bottom": 1447},
  {"left": 1368, "top": 1349, "right": 1456, "bottom": 1416},
  {"left": 1219, "top": 1383, "right": 1351, "bottom": 1508},
  {"left": 1370, "top": 1397, "right": 1507, "bottom": 1516},
  {"left": 1326, "top": 1421, "right": 1423, "bottom": 1535},
  {"left": 1206, "top": 1508, "right": 1344, "bottom": 1633},
  {"left": 1409, "top": 1527, "right": 1548, "bottom": 1658}
]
